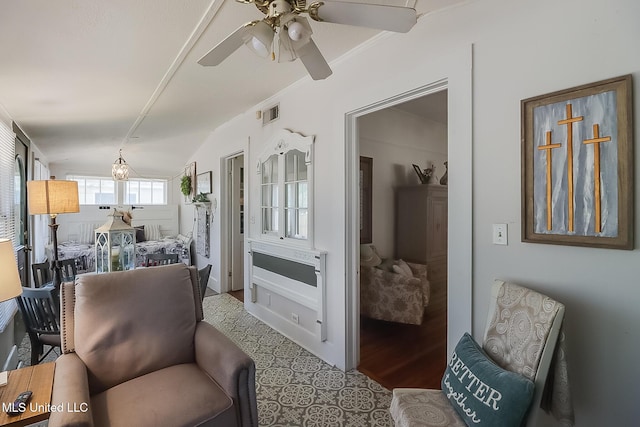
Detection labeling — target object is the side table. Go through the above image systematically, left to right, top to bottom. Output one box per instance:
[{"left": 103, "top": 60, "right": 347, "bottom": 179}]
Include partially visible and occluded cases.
[{"left": 0, "top": 363, "right": 55, "bottom": 427}]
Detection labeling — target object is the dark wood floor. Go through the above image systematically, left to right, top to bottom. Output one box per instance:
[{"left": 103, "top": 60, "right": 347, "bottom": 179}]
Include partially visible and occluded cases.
[
  {"left": 358, "top": 281, "right": 447, "bottom": 390},
  {"left": 229, "top": 289, "right": 244, "bottom": 303}
]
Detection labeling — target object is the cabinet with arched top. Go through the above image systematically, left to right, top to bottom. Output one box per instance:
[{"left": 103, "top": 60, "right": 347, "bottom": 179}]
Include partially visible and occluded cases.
[{"left": 257, "top": 129, "right": 314, "bottom": 247}]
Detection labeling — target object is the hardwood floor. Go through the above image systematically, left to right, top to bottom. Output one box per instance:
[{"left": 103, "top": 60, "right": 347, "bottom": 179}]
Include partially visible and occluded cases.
[
  {"left": 358, "top": 280, "right": 447, "bottom": 390},
  {"left": 229, "top": 289, "right": 244, "bottom": 303}
]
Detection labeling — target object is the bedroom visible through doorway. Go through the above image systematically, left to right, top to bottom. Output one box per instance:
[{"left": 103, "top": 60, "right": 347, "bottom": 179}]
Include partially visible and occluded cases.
[{"left": 357, "top": 90, "right": 449, "bottom": 390}]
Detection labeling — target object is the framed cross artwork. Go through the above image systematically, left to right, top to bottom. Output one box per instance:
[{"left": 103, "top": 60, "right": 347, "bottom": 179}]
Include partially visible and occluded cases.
[{"left": 521, "top": 75, "right": 633, "bottom": 249}]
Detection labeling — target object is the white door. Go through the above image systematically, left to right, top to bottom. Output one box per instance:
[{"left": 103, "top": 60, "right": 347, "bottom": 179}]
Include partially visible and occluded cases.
[{"left": 230, "top": 155, "right": 244, "bottom": 291}]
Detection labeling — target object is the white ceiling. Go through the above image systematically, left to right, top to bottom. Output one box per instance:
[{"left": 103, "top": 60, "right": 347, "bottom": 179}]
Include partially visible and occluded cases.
[{"left": 0, "top": 0, "right": 457, "bottom": 177}]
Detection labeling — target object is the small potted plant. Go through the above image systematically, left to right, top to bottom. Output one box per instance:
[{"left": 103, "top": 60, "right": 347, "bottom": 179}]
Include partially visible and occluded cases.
[{"left": 193, "top": 192, "right": 210, "bottom": 203}]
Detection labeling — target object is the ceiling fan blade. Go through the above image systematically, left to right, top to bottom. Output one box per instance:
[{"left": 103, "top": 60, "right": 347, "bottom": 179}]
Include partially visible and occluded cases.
[
  {"left": 309, "top": 1, "right": 417, "bottom": 33},
  {"left": 198, "top": 22, "right": 255, "bottom": 66},
  {"left": 297, "top": 38, "right": 332, "bottom": 80}
]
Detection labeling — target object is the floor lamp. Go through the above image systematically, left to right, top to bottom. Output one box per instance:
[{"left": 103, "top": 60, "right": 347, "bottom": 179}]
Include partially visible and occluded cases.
[
  {"left": 27, "top": 180, "right": 80, "bottom": 289},
  {"left": 0, "top": 239, "right": 23, "bottom": 385}
]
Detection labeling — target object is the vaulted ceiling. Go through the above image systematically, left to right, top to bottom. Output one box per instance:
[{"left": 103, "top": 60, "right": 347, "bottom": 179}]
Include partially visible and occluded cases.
[{"left": 0, "top": 0, "right": 459, "bottom": 176}]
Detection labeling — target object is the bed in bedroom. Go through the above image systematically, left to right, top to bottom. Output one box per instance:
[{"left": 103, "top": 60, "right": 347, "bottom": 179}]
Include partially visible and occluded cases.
[{"left": 46, "top": 204, "right": 192, "bottom": 273}]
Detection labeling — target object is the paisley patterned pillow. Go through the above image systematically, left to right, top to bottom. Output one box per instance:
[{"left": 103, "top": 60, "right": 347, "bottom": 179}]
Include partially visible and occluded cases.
[{"left": 441, "top": 333, "right": 534, "bottom": 427}]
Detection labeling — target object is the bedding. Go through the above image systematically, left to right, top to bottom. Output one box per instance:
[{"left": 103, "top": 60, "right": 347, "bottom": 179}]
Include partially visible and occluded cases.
[{"left": 46, "top": 235, "right": 192, "bottom": 273}]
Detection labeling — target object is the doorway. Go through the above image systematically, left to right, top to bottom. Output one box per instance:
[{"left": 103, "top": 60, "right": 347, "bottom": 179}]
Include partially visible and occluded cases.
[
  {"left": 344, "top": 56, "right": 473, "bottom": 372},
  {"left": 356, "top": 90, "right": 449, "bottom": 389},
  {"left": 13, "top": 124, "right": 30, "bottom": 287},
  {"left": 224, "top": 153, "right": 245, "bottom": 295}
]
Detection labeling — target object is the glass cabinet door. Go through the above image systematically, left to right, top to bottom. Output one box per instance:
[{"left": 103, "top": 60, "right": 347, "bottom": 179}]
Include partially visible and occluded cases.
[
  {"left": 284, "top": 150, "right": 308, "bottom": 239},
  {"left": 261, "top": 154, "right": 279, "bottom": 235}
]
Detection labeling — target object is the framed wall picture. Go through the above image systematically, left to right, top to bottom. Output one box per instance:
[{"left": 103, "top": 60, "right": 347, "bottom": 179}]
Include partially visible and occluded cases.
[
  {"left": 521, "top": 75, "right": 633, "bottom": 249},
  {"left": 360, "top": 157, "right": 373, "bottom": 244},
  {"left": 197, "top": 171, "right": 212, "bottom": 194}
]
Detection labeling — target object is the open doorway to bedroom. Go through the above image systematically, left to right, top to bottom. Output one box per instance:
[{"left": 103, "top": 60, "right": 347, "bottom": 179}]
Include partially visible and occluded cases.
[
  {"left": 357, "top": 90, "right": 449, "bottom": 390},
  {"left": 224, "top": 153, "right": 245, "bottom": 302}
]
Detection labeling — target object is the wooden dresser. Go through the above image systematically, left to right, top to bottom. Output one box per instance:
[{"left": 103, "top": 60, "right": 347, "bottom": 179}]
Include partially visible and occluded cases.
[{"left": 395, "top": 185, "right": 448, "bottom": 291}]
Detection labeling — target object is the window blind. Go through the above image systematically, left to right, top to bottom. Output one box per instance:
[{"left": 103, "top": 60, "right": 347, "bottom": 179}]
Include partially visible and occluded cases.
[
  {"left": 0, "top": 119, "right": 16, "bottom": 333},
  {"left": 0, "top": 119, "right": 15, "bottom": 243}
]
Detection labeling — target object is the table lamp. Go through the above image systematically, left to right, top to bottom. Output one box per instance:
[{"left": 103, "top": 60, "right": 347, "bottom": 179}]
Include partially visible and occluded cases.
[
  {"left": 27, "top": 180, "right": 80, "bottom": 289},
  {"left": 0, "top": 239, "right": 23, "bottom": 386}
]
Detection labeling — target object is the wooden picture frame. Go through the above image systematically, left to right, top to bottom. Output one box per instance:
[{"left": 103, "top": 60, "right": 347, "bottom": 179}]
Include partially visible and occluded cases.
[
  {"left": 521, "top": 75, "right": 633, "bottom": 249},
  {"left": 360, "top": 157, "right": 373, "bottom": 244},
  {"left": 197, "top": 171, "right": 212, "bottom": 194}
]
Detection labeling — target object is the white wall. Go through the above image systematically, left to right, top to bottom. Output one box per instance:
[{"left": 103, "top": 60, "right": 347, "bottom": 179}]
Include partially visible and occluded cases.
[
  {"left": 185, "top": 0, "right": 639, "bottom": 424},
  {"left": 359, "top": 107, "right": 447, "bottom": 256}
]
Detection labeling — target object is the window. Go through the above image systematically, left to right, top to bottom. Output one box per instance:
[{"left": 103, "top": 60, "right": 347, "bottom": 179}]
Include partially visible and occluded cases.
[
  {"left": 258, "top": 130, "right": 314, "bottom": 245},
  {"left": 68, "top": 176, "right": 167, "bottom": 205},
  {"left": 69, "top": 176, "right": 116, "bottom": 205},
  {"left": 125, "top": 179, "right": 167, "bottom": 205}
]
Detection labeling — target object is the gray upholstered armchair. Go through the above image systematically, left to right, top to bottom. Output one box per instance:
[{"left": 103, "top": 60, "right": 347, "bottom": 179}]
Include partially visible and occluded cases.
[
  {"left": 360, "top": 260, "right": 430, "bottom": 325},
  {"left": 49, "top": 264, "right": 258, "bottom": 427}
]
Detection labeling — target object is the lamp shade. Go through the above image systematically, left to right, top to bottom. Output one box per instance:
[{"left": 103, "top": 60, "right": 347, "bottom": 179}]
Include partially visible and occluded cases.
[
  {"left": 27, "top": 180, "right": 80, "bottom": 215},
  {"left": 0, "top": 239, "right": 22, "bottom": 302}
]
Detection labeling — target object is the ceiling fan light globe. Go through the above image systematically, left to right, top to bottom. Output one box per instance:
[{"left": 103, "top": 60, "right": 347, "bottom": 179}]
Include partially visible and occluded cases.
[
  {"left": 245, "top": 21, "right": 274, "bottom": 58},
  {"left": 287, "top": 21, "right": 306, "bottom": 41},
  {"left": 247, "top": 36, "right": 270, "bottom": 57}
]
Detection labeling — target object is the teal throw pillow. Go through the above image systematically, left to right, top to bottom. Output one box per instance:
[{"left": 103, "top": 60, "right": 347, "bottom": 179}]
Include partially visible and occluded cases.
[{"left": 441, "top": 333, "right": 534, "bottom": 427}]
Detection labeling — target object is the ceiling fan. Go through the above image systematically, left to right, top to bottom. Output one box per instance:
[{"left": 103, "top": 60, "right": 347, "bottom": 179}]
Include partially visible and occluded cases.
[{"left": 198, "top": 0, "right": 417, "bottom": 80}]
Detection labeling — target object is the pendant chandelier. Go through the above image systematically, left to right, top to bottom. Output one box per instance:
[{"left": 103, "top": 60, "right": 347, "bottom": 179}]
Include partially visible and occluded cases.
[{"left": 112, "top": 149, "right": 129, "bottom": 181}]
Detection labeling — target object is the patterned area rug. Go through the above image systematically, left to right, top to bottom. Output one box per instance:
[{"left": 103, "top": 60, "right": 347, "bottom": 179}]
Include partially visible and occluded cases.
[
  {"left": 19, "top": 293, "right": 393, "bottom": 426},
  {"left": 203, "top": 294, "right": 393, "bottom": 427}
]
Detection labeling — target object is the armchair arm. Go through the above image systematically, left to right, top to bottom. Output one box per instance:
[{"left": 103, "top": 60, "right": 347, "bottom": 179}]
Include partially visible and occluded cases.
[
  {"left": 407, "top": 262, "right": 430, "bottom": 306},
  {"left": 194, "top": 321, "right": 258, "bottom": 427},
  {"left": 49, "top": 353, "right": 94, "bottom": 427}
]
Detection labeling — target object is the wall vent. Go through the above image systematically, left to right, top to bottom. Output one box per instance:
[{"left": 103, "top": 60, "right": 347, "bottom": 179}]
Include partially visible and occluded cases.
[{"left": 262, "top": 104, "right": 279, "bottom": 126}]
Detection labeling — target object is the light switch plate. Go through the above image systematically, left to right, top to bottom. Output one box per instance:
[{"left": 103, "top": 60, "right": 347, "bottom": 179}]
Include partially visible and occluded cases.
[{"left": 492, "top": 224, "right": 508, "bottom": 245}]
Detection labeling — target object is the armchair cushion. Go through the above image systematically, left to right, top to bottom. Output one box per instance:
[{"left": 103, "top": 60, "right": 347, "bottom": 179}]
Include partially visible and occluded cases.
[
  {"left": 360, "top": 244, "right": 382, "bottom": 267},
  {"left": 392, "top": 259, "right": 413, "bottom": 277},
  {"left": 73, "top": 267, "right": 197, "bottom": 395},
  {"left": 442, "top": 333, "right": 534, "bottom": 427},
  {"left": 91, "top": 363, "right": 235, "bottom": 427}
]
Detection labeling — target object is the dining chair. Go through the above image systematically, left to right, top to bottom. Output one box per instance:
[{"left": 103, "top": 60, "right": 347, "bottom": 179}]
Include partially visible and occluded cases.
[
  {"left": 145, "top": 252, "right": 180, "bottom": 267},
  {"left": 59, "top": 258, "right": 78, "bottom": 282},
  {"left": 31, "top": 261, "right": 52, "bottom": 288},
  {"left": 198, "top": 264, "right": 213, "bottom": 301},
  {"left": 16, "top": 286, "right": 61, "bottom": 365}
]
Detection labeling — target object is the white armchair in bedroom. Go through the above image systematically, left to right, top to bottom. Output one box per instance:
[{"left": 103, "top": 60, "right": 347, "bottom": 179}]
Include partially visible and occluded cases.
[{"left": 360, "top": 244, "right": 430, "bottom": 325}]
